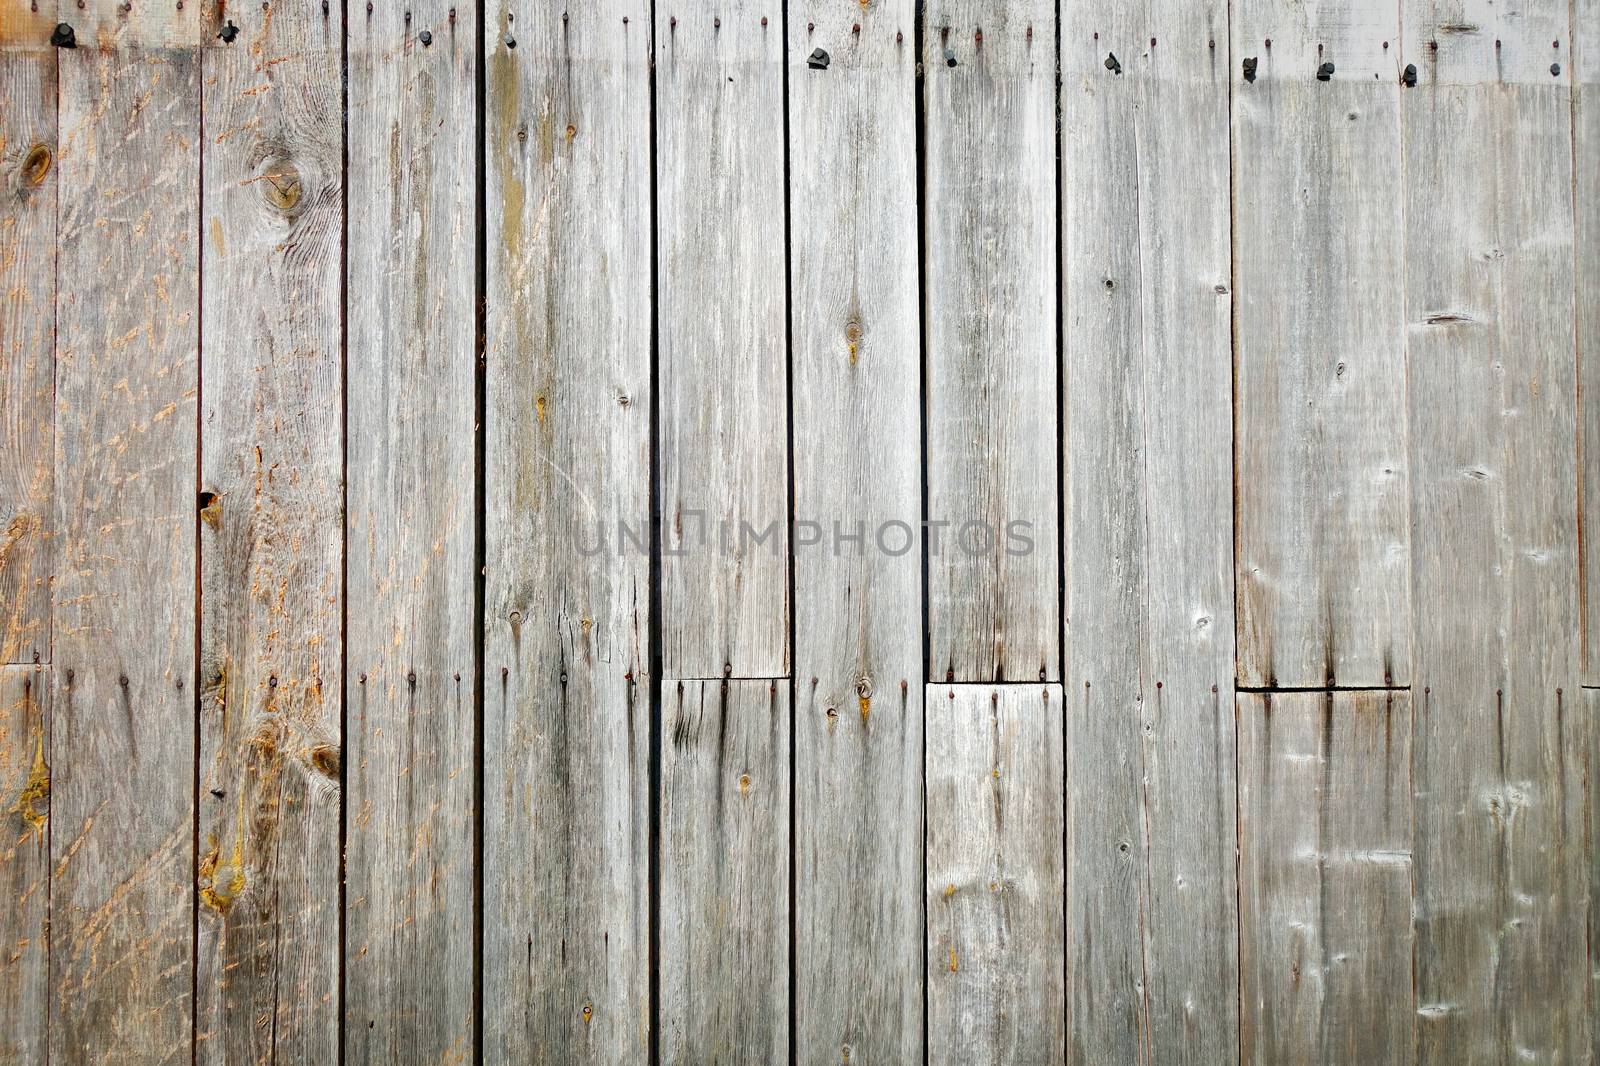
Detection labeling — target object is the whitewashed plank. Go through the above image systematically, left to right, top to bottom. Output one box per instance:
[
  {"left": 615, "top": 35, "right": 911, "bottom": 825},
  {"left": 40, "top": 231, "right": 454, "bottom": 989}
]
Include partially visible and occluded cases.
[
  {"left": 656, "top": 0, "right": 788, "bottom": 679},
  {"left": 924, "top": 0, "right": 1059, "bottom": 684},
  {"left": 1233, "top": 0, "right": 1409, "bottom": 688},
  {"left": 1579, "top": 0, "right": 1599, "bottom": 684},
  {"left": 345, "top": 1, "right": 477, "bottom": 1060},
  {"left": 1402, "top": 1, "right": 1587, "bottom": 1060},
  {"left": 194, "top": 2, "right": 342, "bottom": 1061},
  {"left": 482, "top": 3, "right": 651, "bottom": 1062},
  {"left": 787, "top": 3, "right": 923, "bottom": 1062},
  {"left": 1061, "top": 4, "right": 1236, "bottom": 1062},
  {"left": 51, "top": 44, "right": 200, "bottom": 1064},
  {"left": 0, "top": 51, "right": 54, "bottom": 666},
  {"left": 0, "top": 665, "right": 48, "bottom": 1063},
  {"left": 659, "top": 678, "right": 790, "bottom": 1064},
  {"left": 926, "top": 684, "right": 1064, "bottom": 1065},
  {"left": 1238, "top": 691, "right": 1414, "bottom": 1065}
]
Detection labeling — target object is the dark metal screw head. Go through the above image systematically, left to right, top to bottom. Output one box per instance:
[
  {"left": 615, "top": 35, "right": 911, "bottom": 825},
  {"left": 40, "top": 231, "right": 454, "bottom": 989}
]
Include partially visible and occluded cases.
[
  {"left": 218, "top": 19, "right": 238, "bottom": 42},
  {"left": 51, "top": 22, "right": 76, "bottom": 47},
  {"left": 419, "top": 29, "right": 431, "bottom": 44},
  {"left": 503, "top": 31, "right": 516, "bottom": 48},
  {"left": 807, "top": 47, "right": 830, "bottom": 70},
  {"left": 944, "top": 48, "right": 957, "bottom": 67},
  {"left": 1104, "top": 51, "right": 1121, "bottom": 74},
  {"left": 1242, "top": 56, "right": 1258, "bottom": 82},
  {"left": 1317, "top": 61, "right": 1334, "bottom": 80},
  {"left": 1551, "top": 62, "right": 1562, "bottom": 76},
  {"left": 1402, "top": 63, "right": 1417, "bottom": 86}
]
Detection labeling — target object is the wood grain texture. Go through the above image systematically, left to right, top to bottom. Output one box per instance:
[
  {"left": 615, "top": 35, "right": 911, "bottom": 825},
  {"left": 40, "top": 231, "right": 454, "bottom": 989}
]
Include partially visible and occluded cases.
[
  {"left": 51, "top": 0, "right": 215, "bottom": 49},
  {"left": 656, "top": 0, "right": 789, "bottom": 679},
  {"left": 923, "top": 0, "right": 1059, "bottom": 685},
  {"left": 1232, "top": 0, "right": 1410, "bottom": 688},
  {"left": 1579, "top": 0, "right": 1599, "bottom": 685},
  {"left": 1402, "top": 1, "right": 1587, "bottom": 1060},
  {"left": 194, "top": 2, "right": 343, "bottom": 1061},
  {"left": 345, "top": 2, "right": 477, "bottom": 1060},
  {"left": 787, "top": 3, "right": 923, "bottom": 1062},
  {"left": 482, "top": 4, "right": 651, "bottom": 1062},
  {"left": 1060, "top": 4, "right": 1236, "bottom": 1062},
  {"left": 51, "top": 45, "right": 199, "bottom": 1065},
  {"left": 0, "top": 53, "right": 54, "bottom": 667},
  {"left": 0, "top": 665, "right": 48, "bottom": 1064},
  {"left": 659, "top": 678, "right": 790, "bottom": 1065},
  {"left": 926, "top": 684, "right": 1064, "bottom": 1066},
  {"left": 1238, "top": 691, "right": 1414, "bottom": 1065}
]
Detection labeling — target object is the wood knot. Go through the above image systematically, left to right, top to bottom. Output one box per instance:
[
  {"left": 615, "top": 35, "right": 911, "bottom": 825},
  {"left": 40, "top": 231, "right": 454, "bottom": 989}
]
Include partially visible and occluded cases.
[
  {"left": 20, "top": 144, "right": 52, "bottom": 188},
  {"left": 261, "top": 159, "right": 303, "bottom": 212},
  {"left": 308, "top": 744, "right": 341, "bottom": 779}
]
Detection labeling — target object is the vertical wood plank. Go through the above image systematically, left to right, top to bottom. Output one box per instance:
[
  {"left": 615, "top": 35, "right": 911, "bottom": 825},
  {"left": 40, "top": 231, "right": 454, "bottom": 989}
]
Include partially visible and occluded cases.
[
  {"left": 656, "top": 0, "right": 788, "bottom": 679},
  {"left": 923, "top": 0, "right": 1059, "bottom": 685},
  {"left": 1232, "top": 0, "right": 1410, "bottom": 688},
  {"left": 1579, "top": 0, "right": 1599, "bottom": 684},
  {"left": 345, "top": 1, "right": 477, "bottom": 1060},
  {"left": 1402, "top": 1, "right": 1588, "bottom": 1059},
  {"left": 195, "top": 2, "right": 343, "bottom": 1061},
  {"left": 786, "top": 3, "right": 924, "bottom": 1062},
  {"left": 482, "top": 4, "right": 651, "bottom": 1062},
  {"left": 1060, "top": 4, "right": 1236, "bottom": 1062},
  {"left": 51, "top": 42, "right": 200, "bottom": 1064},
  {"left": 1, "top": 50, "right": 54, "bottom": 667},
  {"left": 0, "top": 666, "right": 48, "bottom": 1063},
  {"left": 659, "top": 678, "right": 790, "bottom": 1064},
  {"left": 926, "top": 684, "right": 1064, "bottom": 1065},
  {"left": 1238, "top": 691, "right": 1415, "bottom": 1065}
]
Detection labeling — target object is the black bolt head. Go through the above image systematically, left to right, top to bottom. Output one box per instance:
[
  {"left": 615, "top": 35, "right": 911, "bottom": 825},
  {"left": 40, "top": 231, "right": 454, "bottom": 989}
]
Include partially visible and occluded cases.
[
  {"left": 218, "top": 19, "right": 238, "bottom": 42},
  {"left": 50, "top": 22, "right": 76, "bottom": 47},
  {"left": 419, "top": 29, "right": 432, "bottom": 45},
  {"left": 503, "top": 31, "right": 516, "bottom": 48},
  {"left": 807, "top": 47, "right": 829, "bottom": 70},
  {"left": 944, "top": 48, "right": 957, "bottom": 67},
  {"left": 1104, "top": 51, "right": 1121, "bottom": 74},
  {"left": 1242, "top": 56, "right": 1258, "bottom": 82},
  {"left": 1317, "top": 61, "right": 1334, "bottom": 80},
  {"left": 1551, "top": 62, "right": 1562, "bottom": 76},
  {"left": 1402, "top": 63, "right": 1417, "bottom": 86}
]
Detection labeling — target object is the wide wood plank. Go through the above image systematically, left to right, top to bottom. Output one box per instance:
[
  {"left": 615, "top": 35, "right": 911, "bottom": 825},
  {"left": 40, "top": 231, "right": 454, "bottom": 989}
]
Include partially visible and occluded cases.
[
  {"left": 656, "top": 0, "right": 788, "bottom": 679},
  {"left": 923, "top": 0, "right": 1059, "bottom": 684},
  {"left": 1233, "top": 0, "right": 1409, "bottom": 688},
  {"left": 1579, "top": 0, "right": 1599, "bottom": 684},
  {"left": 1402, "top": 1, "right": 1587, "bottom": 1059},
  {"left": 194, "top": 2, "right": 343, "bottom": 1061},
  {"left": 345, "top": 2, "right": 477, "bottom": 1060},
  {"left": 787, "top": 3, "right": 923, "bottom": 1062},
  {"left": 482, "top": 4, "right": 651, "bottom": 1062},
  {"left": 1060, "top": 4, "right": 1235, "bottom": 1062},
  {"left": 51, "top": 44, "right": 200, "bottom": 1064},
  {"left": 0, "top": 52, "right": 54, "bottom": 667},
  {"left": 0, "top": 666, "right": 48, "bottom": 1063},
  {"left": 659, "top": 678, "right": 789, "bottom": 1064},
  {"left": 926, "top": 684, "right": 1064, "bottom": 1065},
  {"left": 1238, "top": 691, "right": 1414, "bottom": 1065}
]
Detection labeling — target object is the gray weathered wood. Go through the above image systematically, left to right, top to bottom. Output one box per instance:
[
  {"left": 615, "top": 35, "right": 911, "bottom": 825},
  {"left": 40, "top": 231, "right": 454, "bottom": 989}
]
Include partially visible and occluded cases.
[
  {"left": 52, "top": 0, "right": 215, "bottom": 49},
  {"left": 656, "top": 0, "right": 789, "bottom": 679},
  {"left": 923, "top": 0, "right": 1059, "bottom": 685},
  {"left": 1233, "top": 0, "right": 1410, "bottom": 688},
  {"left": 1580, "top": 0, "right": 1600, "bottom": 685},
  {"left": 1402, "top": 1, "right": 1587, "bottom": 1059},
  {"left": 194, "top": 2, "right": 343, "bottom": 1061},
  {"left": 345, "top": 2, "right": 477, "bottom": 1059},
  {"left": 482, "top": 3, "right": 651, "bottom": 1061},
  {"left": 787, "top": 3, "right": 924, "bottom": 1062},
  {"left": 1060, "top": 5, "right": 1236, "bottom": 1062},
  {"left": 51, "top": 42, "right": 200, "bottom": 1064},
  {"left": 0, "top": 50, "right": 54, "bottom": 667},
  {"left": 0, "top": 665, "right": 48, "bottom": 1063},
  {"left": 659, "top": 678, "right": 789, "bottom": 1064},
  {"left": 926, "top": 684, "right": 1064, "bottom": 1065},
  {"left": 1238, "top": 691, "right": 1414, "bottom": 1065}
]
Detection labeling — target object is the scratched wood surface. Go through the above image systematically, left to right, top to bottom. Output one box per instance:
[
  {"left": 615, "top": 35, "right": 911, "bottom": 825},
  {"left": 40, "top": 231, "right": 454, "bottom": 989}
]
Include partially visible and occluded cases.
[
  {"left": 2, "top": 0, "right": 1598, "bottom": 1061},
  {"left": 345, "top": 0, "right": 478, "bottom": 1061},
  {"left": 787, "top": 1, "right": 924, "bottom": 1062},
  {"left": 194, "top": 2, "right": 344, "bottom": 1061},
  {"left": 483, "top": 2, "right": 652, "bottom": 1062},
  {"left": 1060, "top": 2, "right": 1237, "bottom": 1062},
  {"left": 1238, "top": 691, "right": 1414, "bottom": 1065}
]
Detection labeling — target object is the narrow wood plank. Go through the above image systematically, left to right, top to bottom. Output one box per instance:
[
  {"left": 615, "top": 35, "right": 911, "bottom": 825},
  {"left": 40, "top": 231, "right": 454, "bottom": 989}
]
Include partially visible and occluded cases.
[
  {"left": 51, "top": 0, "right": 215, "bottom": 50},
  {"left": 923, "top": 0, "right": 1059, "bottom": 685},
  {"left": 1232, "top": 0, "right": 1410, "bottom": 688},
  {"left": 1579, "top": 0, "right": 1600, "bottom": 684},
  {"left": 656, "top": 1, "right": 788, "bottom": 679},
  {"left": 345, "top": 2, "right": 477, "bottom": 1060},
  {"left": 1402, "top": 2, "right": 1588, "bottom": 1060},
  {"left": 194, "top": 3, "right": 343, "bottom": 1061},
  {"left": 787, "top": 3, "right": 924, "bottom": 1062},
  {"left": 482, "top": 4, "right": 651, "bottom": 1062},
  {"left": 1060, "top": 5, "right": 1236, "bottom": 1062},
  {"left": 51, "top": 44, "right": 199, "bottom": 1064},
  {"left": 0, "top": 51, "right": 54, "bottom": 666},
  {"left": 0, "top": 665, "right": 49, "bottom": 1063},
  {"left": 659, "top": 678, "right": 790, "bottom": 1064},
  {"left": 926, "top": 684, "right": 1064, "bottom": 1065},
  {"left": 1587, "top": 689, "right": 1600, "bottom": 1056},
  {"left": 1238, "top": 691, "right": 1414, "bottom": 1065}
]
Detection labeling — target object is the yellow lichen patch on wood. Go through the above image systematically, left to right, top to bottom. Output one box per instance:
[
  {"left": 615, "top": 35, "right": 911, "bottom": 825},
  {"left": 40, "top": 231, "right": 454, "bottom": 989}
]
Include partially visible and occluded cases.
[{"left": 14, "top": 729, "right": 49, "bottom": 835}]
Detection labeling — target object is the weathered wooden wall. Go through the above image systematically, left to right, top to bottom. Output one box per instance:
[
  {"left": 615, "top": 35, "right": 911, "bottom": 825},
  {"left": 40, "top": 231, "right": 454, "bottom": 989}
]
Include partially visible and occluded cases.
[{"left": 1, "top": 0, "right": 1596, "bottom": 1061}]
